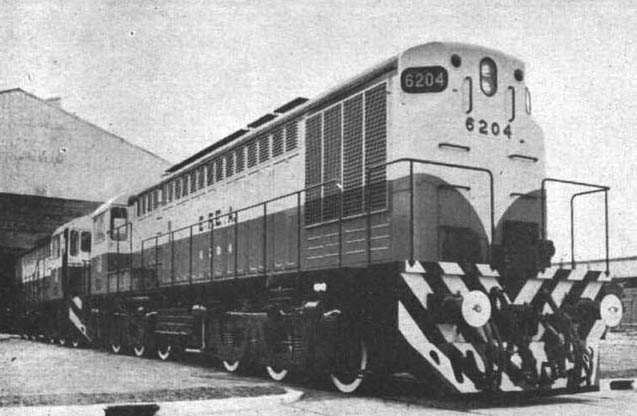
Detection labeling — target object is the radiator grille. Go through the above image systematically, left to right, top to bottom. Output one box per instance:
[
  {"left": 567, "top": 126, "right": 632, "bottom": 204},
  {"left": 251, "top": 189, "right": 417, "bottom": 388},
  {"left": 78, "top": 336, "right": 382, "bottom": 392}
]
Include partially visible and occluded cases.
[
  {"left": 304, "top": 82, "right": 387, "bottom": 224},
  {"left": 364, "top": 84, "right": 387, "bottom": 210},
  {"left": 343, "top": 93, "right": 364, "bottom": 216},
  {"left": 322, "top": 104, "right": 342, "bottom": 221},
  {"left": 305, "top": 114, "right": 322, "bottom": 224}
]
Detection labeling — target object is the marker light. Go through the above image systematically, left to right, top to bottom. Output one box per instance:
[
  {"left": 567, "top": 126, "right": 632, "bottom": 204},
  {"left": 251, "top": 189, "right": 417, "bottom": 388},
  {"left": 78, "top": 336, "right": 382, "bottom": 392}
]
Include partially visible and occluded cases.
[
  {"left": 480, "top": 58, "right": 497, "bottom": 97},
  {"left": 461, "top": 290, "right": 492, "bottom": 327},
  {"left": 600, "top": 294, "right": 623, "bottom": 327}
]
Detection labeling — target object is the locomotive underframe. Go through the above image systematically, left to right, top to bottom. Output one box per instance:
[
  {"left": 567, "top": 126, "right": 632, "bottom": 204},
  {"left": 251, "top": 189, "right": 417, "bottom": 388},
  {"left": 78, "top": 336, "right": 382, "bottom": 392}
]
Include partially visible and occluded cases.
[{"left": 17, "top": 259, "right": 612, "bottom": 395}]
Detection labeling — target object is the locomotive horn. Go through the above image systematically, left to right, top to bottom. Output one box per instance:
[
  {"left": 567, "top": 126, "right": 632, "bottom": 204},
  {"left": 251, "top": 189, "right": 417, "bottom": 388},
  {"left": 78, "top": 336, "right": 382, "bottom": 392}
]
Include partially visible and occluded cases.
[{"left": 461, "top": 290, "right": 492, "bottom": 328}]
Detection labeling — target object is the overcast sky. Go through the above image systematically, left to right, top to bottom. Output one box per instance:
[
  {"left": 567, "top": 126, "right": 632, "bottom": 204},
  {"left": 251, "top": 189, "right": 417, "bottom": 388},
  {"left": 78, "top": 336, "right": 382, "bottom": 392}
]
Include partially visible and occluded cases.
[{"left": 1, "top": 0, "right": 635, "bottom": 262}]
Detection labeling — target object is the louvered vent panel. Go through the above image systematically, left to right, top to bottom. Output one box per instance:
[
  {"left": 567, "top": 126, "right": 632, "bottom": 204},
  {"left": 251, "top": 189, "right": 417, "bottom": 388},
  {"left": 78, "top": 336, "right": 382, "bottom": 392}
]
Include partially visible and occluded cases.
[
  {"left": 364, "top": 83, "right": 387, "bottom": 210},
  {"left": 342, "top": 94, "right": 364, "bottom": 216},
  {"left": 322, "top": 104, "right": 342, "bottom": 221},
  {"left": 305, "top": 114, "right": 322, "bottom": 224},
  {"left": 285, "top": 122, "right": 298, "bottom": 151},
  {"left": 272, "top": 128, "right": 284, "bottom": 157},
  {"left": 258, "top": 135, "right": 270, "bottom": 163},
  {"left": 247, "top": 140, "right": 258, "bottom": 168},
  {"left": 235, "top": 147, "right": 245, "bottom": 173},
  {"left": 225, "top": 152, "right": 234, "bottom": 178},
  {"left": 215, "top": 158, "right": 224, "bottom": 182},
  {"left": 207, "top": 161, "right": 215, "bottom": 185}
]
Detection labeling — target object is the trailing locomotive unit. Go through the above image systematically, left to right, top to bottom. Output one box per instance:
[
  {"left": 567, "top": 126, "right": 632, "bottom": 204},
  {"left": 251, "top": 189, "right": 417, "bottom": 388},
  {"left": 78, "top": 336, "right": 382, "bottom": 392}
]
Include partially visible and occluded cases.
[
  {"left": 19, "top": 42, "right": 622, "bottom": 395},
  {"left": 16, "top": 215, "right": 92, "bottom": 346}
]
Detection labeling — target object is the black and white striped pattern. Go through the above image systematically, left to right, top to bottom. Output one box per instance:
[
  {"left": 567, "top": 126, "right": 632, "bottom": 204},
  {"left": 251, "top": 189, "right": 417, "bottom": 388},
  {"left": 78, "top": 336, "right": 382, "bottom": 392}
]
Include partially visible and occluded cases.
[
  {"left": 396, "top": 260, "right": 612, "bottom": 393},
  {"left": 68, "top": 296, "right": 91, "bottom": 342}
]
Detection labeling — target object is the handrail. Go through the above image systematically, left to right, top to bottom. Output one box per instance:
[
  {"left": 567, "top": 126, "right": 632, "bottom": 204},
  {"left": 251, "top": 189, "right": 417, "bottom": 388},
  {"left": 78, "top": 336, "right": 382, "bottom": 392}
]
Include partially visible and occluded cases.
[
  {"left": 366, "top": 158, "right": 495, "bottom": 265},
  {"left": 140, "top": 178, "right": 340, "bottom": 245},
  {"left": 541, "top": 178, "right": 610, "bottom": 275},
  {"left": 570, "top": 189, "right": 606, "bottom": 270}
]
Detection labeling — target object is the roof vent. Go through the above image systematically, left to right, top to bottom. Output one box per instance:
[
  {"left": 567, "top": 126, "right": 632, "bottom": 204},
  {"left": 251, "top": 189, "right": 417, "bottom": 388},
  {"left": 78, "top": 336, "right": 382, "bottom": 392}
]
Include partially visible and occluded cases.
[
  {"left": 274, "top": 97, "right": 309, "bottom": 114},
  {"left": 247, "top": 113, "right": 277, "bottom": 129}
]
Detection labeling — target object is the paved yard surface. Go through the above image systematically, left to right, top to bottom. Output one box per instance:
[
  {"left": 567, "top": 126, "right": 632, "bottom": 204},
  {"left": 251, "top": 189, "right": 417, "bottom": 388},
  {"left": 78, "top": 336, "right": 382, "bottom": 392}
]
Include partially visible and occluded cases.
[
  {"left": 2, "top": 331, "right": 637, "bottom": 414},
  {"left": 0, "top": 335, "right": 284, "bottom": 406}
]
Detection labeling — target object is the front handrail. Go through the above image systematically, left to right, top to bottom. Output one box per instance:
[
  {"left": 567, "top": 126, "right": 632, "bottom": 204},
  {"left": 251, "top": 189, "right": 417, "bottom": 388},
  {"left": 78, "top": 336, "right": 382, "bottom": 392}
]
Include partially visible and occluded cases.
[
  {"left": 366, "top": 158, "right": 495, "bottom": 265},
  {"left": 541, "top": 178, "right": 610, "bottom": 275}
]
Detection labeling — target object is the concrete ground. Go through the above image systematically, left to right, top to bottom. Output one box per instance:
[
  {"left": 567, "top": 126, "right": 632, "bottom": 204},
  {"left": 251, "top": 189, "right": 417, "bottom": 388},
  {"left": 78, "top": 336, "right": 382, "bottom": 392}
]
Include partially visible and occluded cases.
[
  {"left": 2, "top": 331, "right": 637, "bottom": 415},
  {"left": 0, "top": 334, "right": 284, "bottom": 407}
]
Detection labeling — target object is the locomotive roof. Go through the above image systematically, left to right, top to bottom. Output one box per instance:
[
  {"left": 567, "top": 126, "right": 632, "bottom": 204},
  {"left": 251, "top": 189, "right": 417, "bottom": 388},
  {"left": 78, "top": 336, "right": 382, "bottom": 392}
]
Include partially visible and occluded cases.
[
  {"left": 135, "top": 41, "right": 523, "bottom": 200},
  {"left": 157, "top": 54, "right": 398, "bottom": 181}
]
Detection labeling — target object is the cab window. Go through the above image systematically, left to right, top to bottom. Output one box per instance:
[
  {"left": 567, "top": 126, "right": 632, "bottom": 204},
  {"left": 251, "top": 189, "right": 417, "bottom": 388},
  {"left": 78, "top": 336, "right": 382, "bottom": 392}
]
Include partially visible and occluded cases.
[
  {"left": 110, "top": 207, "right": 128, "bottom": 241},
  {"left": 94, "top": 213, "right": 106, "bottom": 244},
  {"left": 69, "top": 230, "right": 79, "bottom": 256},
  {"left": 81, "top": 232, "right": 91, "bottom": 253},
  {"left": 51, "top": 235, "right": 60, "bottom": 258}
]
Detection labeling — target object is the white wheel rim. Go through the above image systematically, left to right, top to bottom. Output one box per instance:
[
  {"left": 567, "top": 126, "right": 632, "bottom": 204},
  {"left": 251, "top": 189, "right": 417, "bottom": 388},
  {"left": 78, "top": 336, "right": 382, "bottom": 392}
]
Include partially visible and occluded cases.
[
  {"left": 59, "top": 337, "right": 66, "bottom": 346},
  {"left": 330, "top": 339, "right": 368, "bottom": 394},
  {"left": 72, "top": 340, "right": 79, "bottom": 348},
  {"left": 111, "top": 343, "right": 121, "bottom": 354},
  {"left": 134, "top": 345, "right": 145, "bottom": 357},
  {"left": 158, "top": 345, "right": 171, "bottom": 361},
  {"left": 223, "top": 360, "right": 240, "bottom": 372},
  {"left": 266, "top": 365, "right": 288, "bottom": 381}
]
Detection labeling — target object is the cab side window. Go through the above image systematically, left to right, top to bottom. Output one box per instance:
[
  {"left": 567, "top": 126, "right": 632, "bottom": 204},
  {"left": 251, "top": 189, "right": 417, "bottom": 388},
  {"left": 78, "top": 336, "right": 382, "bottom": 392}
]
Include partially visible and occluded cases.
[
  {"left": 69, "top": 230, "right": 79, "bottom": 256},
  {"left": 81, "top": 232, "right": 91, "bottom": 253}
]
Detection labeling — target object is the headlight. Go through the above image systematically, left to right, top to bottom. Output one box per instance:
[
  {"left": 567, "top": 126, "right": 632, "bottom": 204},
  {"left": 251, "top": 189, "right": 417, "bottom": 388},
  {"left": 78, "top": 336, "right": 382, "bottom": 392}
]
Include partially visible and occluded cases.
[
  {"left": 480, "top": 57, "right": 497, "bottom": 97},
  {"left": 461, "top": 290, "right": 492, "bottom": 327},
  {"left": 600, "top": 294, "right": 623, "bottom": 327}
]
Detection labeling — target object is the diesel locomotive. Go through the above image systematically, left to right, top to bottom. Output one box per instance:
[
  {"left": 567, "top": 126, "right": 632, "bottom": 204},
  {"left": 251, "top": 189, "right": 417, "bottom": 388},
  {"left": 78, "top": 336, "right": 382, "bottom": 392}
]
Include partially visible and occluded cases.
[{"left": 14, "top": 42, "right": 622, "bottom": 395}]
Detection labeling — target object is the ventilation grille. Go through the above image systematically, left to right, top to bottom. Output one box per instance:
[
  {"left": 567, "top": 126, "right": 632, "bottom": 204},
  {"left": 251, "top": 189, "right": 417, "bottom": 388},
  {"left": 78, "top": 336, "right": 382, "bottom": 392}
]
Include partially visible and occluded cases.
[
  {"left": 285, "top": 122, "right": 298, "bottom": 151},
  {"left": 272, "top": 128, "right": 284, "bottom": 158},
  {"left": 258, "top": 135, "right": 270, "bottom": 164},
  {"left": 247, "top": 140, "right": 258, "bottom": 168},
  {"left": 235, "top": 148, "right": 245, "bottom": 173},
  {"left": 225, "top": 152, "right": 234, "bottom": 178},
  {"left": 215, "top": 158, "right": 224, "bottom": 182}
]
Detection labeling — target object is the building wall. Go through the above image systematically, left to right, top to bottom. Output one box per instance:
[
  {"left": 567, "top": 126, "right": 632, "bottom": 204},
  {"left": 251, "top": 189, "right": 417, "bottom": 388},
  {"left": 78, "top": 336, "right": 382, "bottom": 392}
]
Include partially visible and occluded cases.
[{"left": 0, "top": 89, "right": 170, "bottom": 201}]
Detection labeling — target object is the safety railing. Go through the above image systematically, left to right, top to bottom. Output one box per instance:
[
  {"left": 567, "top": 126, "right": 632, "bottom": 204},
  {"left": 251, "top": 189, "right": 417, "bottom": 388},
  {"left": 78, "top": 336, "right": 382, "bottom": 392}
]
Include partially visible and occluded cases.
[
  {"left": 541, "top": 178, "right": 610, "bottom": 274},
  {"left": 132, "top": 179, "right": 342, "bottom": 289}
]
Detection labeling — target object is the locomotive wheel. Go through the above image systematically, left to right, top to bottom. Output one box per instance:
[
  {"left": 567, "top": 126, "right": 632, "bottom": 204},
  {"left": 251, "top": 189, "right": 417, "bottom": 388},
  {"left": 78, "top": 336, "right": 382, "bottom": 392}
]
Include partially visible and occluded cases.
[
  {"left": 59, "top": 336, "right": 67, "bottom": 347},
  {"left": 329, "top": 338, "right": 369, "bottom": 394},
  {"left": 110, "top": 340, "right": 123, "bottom": 354},
  {"left": 133, "top": 344, "right": 146, "bottom": 357},
  {"left": 157, "top": 344, "right": 173, "bottom": 361},
  {"left": 222, "top": 360, "right": 241, "bottom": 373},
  {"left": 265, "top": 365, "right": 289, "bottom": 381}
]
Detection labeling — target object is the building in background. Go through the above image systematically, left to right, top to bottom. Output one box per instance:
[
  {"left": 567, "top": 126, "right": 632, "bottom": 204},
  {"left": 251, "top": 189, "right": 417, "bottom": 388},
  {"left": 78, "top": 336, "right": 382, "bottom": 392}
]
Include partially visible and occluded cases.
[{"left": 0, "top": 88, "right": 170, "bottom": 318}]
